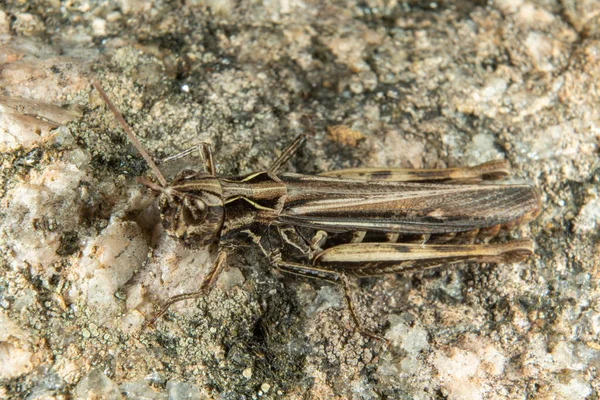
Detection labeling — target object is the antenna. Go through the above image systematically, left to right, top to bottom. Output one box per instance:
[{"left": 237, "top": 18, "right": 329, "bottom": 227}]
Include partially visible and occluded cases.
[{"left": 92, "top": 81, "right": 168, "bottom": 187}]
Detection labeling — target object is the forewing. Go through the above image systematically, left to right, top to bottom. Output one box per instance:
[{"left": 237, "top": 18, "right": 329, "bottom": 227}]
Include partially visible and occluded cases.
[{"left": 278, "top": 173, "right": 540, "bottom": 234}]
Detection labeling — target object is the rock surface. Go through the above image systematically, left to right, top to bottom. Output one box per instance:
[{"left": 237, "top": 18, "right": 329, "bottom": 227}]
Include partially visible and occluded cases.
[{"left": 0, "top": 1, "right": 599, "bottom": 398}]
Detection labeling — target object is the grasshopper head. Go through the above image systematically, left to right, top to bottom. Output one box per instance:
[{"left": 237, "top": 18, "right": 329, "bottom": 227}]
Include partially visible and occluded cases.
[
  {"left": 91, "top": 82, "right": 225, "bottom": 246},
  {"left": 157, "top": 170, "right": 224, "bottom": 246}
]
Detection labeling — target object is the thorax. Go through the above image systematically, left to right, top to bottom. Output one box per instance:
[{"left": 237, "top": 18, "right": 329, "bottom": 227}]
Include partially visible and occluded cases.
[{"left": 219, "top": 171, "right": 287, "bottom": 238}]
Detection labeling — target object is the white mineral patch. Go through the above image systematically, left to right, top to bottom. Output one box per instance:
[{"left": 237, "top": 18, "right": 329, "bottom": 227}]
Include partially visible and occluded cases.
[
  {"left": 116, "top": 0, "right": 153, "bottom": 14},
  {"left": 195, "top": 0, "right": 235, "bottom": 15},
  {"left": 493, "top": 0, "right": 523, "bottom": 14},
  {"left": 515, "top": 3, "right": 556, "bottom": 28},
  {"left": 0, "top": 10, "right": 9, "bottom": 34},
  {"left": 12, "top": 13, "right": 45, "bottom": 37},
  {"left": 91, "top": 18, "right": 107, "bottom": 37},
  {"left": 524, "top": 32, "right": 555, "bottom": 72},
  {"left": 324, "top": 36, "right": 370, "bottom": 73},
  {"left": 0, "top": 37, "right": 87, "bottom": 151},
  {"left": 0, "top": 41, "right": 88, "bottom": 101},
  {"left": 454, "top": 77, "right": 508, "bottom": 119},
  {"left": 473, "top": 78, "right": 507, "bottom": 105},
  {"left": 0, "top": 95, "right": 81, "bottom": 151},
  {"left": 515, "top": 123, "right": 594, "bottom": 162},
  {"left": 372, "top": 130, "right": 425, "bottom": 168},
  {"left": 465, "top": 132, "right": 503, "bottom": 164},
  {"left": 1, "top": 152, "right": 90, "bottom": 271},
  {"left": 573, "top": 192, "right": 600, "bottom": 234},
  {"left": 75, "top": 219, "right": 147, "bottom": 324},
  {"left": 216, "top": 266, "right": 245, "bottom": 292},
  {"left": 125, "top": 283, "right": 145, "bottom": 311},
  {"left": 305, "top": 286, "right": 342, "bottom": 317},
  {"left": 120, "top": 310, "right": 145, "bottom": 335},
  {"left": 592, "top": 313, "right": 600, "bottom": 336},
  {"left": 0, "top": 314, "right": 33, "bottom": 380},
  {"left": 384, "top": 316, "right": 430, "bottom": 375},
  {"left": 386, "top": 316, "right": 429, "bottom": 354},
  {"left": 461, "top": 334, "right": 507, "bottom": 377},
  {"left": 519, "top": 334, "right": 599, "bottom": 399},
  {"left": 524, "top": 334, "right": 600, "bottom": 374},
  {"left": 431, "top": 335, "right": 508, "bottom": 400},
  {"left": 549, "top": 341, "right": 597, "bottom": 372},
  {"left": 0, "top": 343, "right": 33, "bottom": 381},
  {"left": 433, "top": 348, "right": 480, "bottom": 379},
  {"left": 432, "top": 349, "right": 483, "bottom": 400},
  {"left": 75, "top": 368, "right": 121, "bottom": 400},
  {"left": 350, "top": 377, "right": 377, "bottom": 399},
  {"left": 553, "top": 378, "right": 592, "bottom": 400},
  {"left": 120, "top": 379, "right": 165, "bottom": 399},
  {"left": 166, "top": 380, "right": 203, "bottom": 400}
]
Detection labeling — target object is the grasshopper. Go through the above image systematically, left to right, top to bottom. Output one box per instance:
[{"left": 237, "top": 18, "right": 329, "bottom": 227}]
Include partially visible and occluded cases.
[{"left": 92, "top": 82, "right": 541, "bottom": 331}]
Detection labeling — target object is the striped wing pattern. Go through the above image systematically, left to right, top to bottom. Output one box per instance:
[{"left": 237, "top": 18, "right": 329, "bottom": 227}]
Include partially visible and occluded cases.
[{"left": 277, "top": 173, "right": 540, "bottom": 234}]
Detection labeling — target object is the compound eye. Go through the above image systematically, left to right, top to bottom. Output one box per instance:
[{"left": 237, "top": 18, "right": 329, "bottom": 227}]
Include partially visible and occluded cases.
[{"left": 182, "top": 196, "right": 207, "bottom": 224}]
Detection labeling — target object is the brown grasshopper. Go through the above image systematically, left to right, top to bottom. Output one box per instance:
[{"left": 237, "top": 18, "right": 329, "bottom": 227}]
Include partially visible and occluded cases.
[{"left": 92, "top": 82, "right": 541, "bottom": 331}]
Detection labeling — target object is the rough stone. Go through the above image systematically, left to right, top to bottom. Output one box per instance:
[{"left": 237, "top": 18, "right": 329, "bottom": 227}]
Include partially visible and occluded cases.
[{"left": 0, "top": 0, "right": 598, "bottom": 398}]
